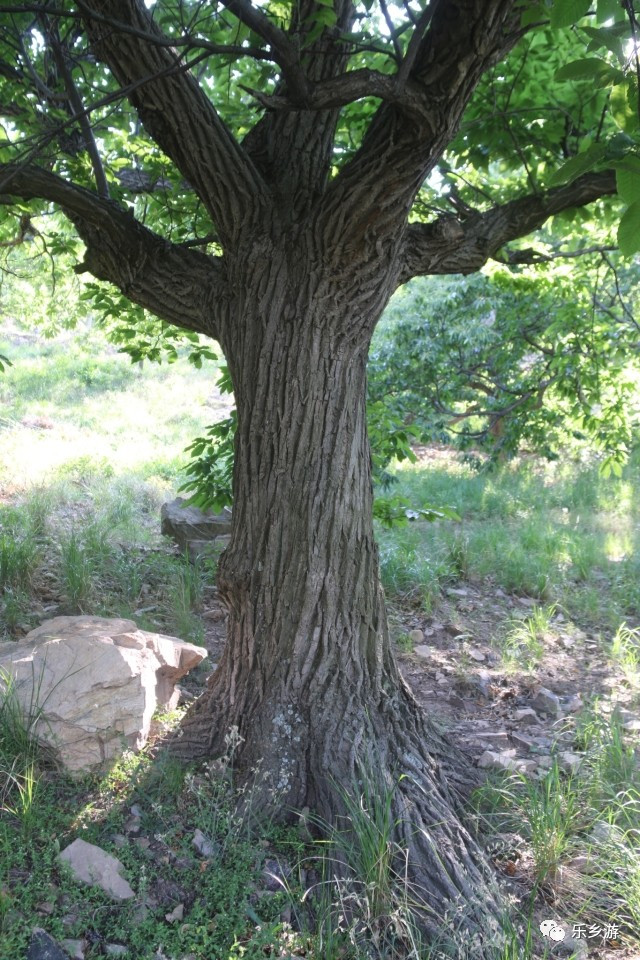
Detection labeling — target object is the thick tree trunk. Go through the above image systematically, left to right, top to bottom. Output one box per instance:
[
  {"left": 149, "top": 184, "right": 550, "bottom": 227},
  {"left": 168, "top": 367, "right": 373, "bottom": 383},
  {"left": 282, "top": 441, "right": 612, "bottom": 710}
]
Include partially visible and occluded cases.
[{"left": 175, "top": 250, "right": 505, "bottom": 953}]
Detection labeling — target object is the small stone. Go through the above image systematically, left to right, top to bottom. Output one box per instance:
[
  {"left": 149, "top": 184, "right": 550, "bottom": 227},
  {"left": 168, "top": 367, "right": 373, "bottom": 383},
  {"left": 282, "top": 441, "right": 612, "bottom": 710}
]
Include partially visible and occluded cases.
[
  {"left": 160, "top": 498, "right": 232, "bottom": 550},
  {"left": 446, "top": 587, "right": 469, "bottom": 597},
  {"left": 408, "top": 628, "right": 424, "bottom": 644},
  {"left": 559, "top": 635, "right": 574, "bottom": 649},
  {"left": 413, "top": 644, "right": 430, "bottom": 659},
  {"left": 468, "top": 649, "right": 485, "bottom": 662},
  {"left": 471, "top": 670, "right": 492, "bottom": 698},
  {"left": 531, "top": 687, "right": 561, "bottom": 717},
  {"left": 565, "top": 694, "right": 583, "bottom": 713},
  {"left": 623, "top": 718, "right": 640, "bottom": 732},
  {"left": 476, "top": 730, "right": 510, "bottom": 745},
  {"left": 511, "top": 732, "right": 534, "bottom": 750},
  {"left": 477, "top": 749, "right": 519, "bottom": 772},
  {"left": 559, "top": 751, "right": 583, "bottom": 774},
  {"left": 516, "top": 760, "right": 538, "bottom": 775},
  {"left": 130, "top": 804, "right": 143, "bottom": 818},
  {"left": 124, "top": 816, "right": 141, "bottom": 835},
  {"left": 590, "top": 820, "right": 623, "bottom": 844},
  {"left": 192, "top": 829, "right": 219, "bottom": 858},
  {"left": 111, "top": 834, "right": 127, "bottom": 849},
  {"left": 134, "top": 837, "right": 151, "bottom": 850},
  {"left": 59, "top": 839, "right": 134, "bottom": 901},
  {"left": 565, "top": 854, "right": 594, "bottom": 874},
  {"left": 262, "top": 858, "right": 292, "bottom": 892},
  {"left": 36, "top": 901, "right": 55, "bottom": 915},
  {"left": 165, "top": 903, "right": 184, "bottom": 923},
  {"left": 27, "top": 929, "right": 69, "bottom": 960},
  {"left": 61, "top": 941, "right": 85, "bottom": 960},
  {"left": 105, "top": 946, "right": 128, "bottom": 957}
]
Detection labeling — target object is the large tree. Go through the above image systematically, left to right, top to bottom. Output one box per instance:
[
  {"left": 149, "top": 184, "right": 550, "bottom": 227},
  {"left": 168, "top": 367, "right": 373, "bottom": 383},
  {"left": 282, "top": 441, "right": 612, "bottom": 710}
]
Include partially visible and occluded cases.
[{"left": 0, "top": 0, "right": 638, "bottom": 950}]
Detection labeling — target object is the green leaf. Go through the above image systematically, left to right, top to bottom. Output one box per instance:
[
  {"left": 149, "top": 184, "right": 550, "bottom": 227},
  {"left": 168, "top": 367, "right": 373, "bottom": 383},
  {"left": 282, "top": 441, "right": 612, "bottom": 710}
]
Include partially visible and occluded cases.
[
  {"left": 550, "top": 0, "right": 591, "bottom": 28},
  {"left": 596, "top": 0, "right": 622, "bottom": 22},
  {"left": 583, "top": 24, "right": 627, "bottom": 60},
  {"left": 555, "top": 58, "right": 624, "bottom": 83},
  {"left": 610, "top": 82, "right": 640, "bottom": 134},
  {"left": 547, "top": 143, "right": 606, "bottom": 186},
  {"left": 615, "top": 156, "right": 640, "bottom": 204},
  {"left": 617, "top": 200, "right": 640, "bottom": 256}
]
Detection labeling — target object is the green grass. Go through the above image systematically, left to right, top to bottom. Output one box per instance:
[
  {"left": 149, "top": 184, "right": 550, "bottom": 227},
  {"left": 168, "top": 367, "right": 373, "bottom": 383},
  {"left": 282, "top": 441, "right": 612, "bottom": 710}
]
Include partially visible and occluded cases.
[
  {"left": 377, "top": 450, "right": 640, "bottom": 630},
  {"left": 499, "top": 605, "right": 556, "bottom": 672},
  {"left": 610, "top": 623, "right": 640, "bottom": 687},
  {"left": 473, "top": 704, "right": 640, "bottom": 954}
]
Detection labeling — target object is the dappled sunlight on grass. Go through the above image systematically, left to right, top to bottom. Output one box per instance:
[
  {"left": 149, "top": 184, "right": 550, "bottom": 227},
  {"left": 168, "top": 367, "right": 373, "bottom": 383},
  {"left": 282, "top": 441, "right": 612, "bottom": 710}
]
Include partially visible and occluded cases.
[
  {"left": 0, "top": 330, "right": 230, "bottom": 492},
  {"left": 377, "top": 447, "right": 640, "bottom": 631}
]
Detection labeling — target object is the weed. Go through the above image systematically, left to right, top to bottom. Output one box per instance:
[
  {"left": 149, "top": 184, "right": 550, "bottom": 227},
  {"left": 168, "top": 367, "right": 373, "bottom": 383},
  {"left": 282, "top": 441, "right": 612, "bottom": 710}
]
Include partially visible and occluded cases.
[
  {"left": 59, "top": 531, "right": 94, "bottom": 608},
  {"left": 0, "top": 534, "right": 38, "bottom": 590},
  {"left": 166, "top": 557, "right": 206, "bottom": 644},
  {"left": 500, "top": 604, "right": 556, "bottom": 672},
  {"left": 610, "top": 622, "right": 640, "bottom": 686}
]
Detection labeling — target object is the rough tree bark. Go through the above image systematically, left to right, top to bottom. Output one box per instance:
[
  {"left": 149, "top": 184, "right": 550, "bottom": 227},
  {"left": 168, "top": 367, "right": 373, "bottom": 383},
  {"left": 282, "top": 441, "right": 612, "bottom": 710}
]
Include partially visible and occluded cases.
[
  {"left": 0, "top": 0, "right": 621, "bottom": 951},
  {"left": 171, "top": 240, "right": 506, "bottom": 948}
]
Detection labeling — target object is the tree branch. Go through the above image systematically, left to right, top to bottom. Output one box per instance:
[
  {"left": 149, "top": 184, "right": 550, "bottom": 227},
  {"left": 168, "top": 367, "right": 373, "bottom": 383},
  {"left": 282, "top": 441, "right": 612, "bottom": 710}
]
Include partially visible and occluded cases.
[
  {"left": 78, "top": 0, "right": 270, "bottom": 247},
  {"left": 220, "top": 0, "right": 310, "bottom": 103},
  {"left": 316, "top": 0, "right": 524, "bottom": 256},
  {"left": 48, "top": 22, "right": 111, "bottom": 199},
  {"left": 240, "top": 68, "right": 430, "bottom": 113},
  {"left": 0, "top": 163, "right": 227, "bottom": 339},
  {"left": 398, "top": 170, "right": 618, "bottom": 283}
]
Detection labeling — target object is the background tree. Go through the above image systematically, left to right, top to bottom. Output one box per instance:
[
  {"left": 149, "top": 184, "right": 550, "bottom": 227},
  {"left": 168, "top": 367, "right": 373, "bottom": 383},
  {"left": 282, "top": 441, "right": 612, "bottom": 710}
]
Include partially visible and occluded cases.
[
  {"left": 0, "top": 0, "right": 639, "bottom": 950},
  {"left": 369, "top": 260, "right": 640, "bottom": 471}
]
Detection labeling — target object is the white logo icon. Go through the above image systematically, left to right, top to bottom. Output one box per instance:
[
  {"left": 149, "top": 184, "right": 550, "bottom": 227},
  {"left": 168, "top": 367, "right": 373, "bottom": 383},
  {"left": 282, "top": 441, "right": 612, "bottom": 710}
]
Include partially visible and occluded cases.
[{"left": 540, "top": 920, "right": 566, "bottom": 942}]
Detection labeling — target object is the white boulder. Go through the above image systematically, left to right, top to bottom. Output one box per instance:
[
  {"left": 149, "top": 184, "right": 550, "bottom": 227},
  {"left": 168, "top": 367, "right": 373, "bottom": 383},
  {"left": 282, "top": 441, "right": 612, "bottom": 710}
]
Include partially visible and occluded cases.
[{"left": 0, "top": 616, "right": 207, "bottom": 772}]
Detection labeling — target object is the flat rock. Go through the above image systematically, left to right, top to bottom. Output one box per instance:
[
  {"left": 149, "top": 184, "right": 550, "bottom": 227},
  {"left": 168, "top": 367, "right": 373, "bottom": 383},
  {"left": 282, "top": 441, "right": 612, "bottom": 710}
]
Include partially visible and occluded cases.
[
  {"left": 161, "top": 497, "right": 232, "bottom": 551},
  {"left": 0, "top": 616, "right": 206, "bottom": 772},
  {"left": 408, "top": 628, "right": 424, "bottom": 643},
  {"left": 413, "top": 644, "right": 431, "bottom": 659},
  {"left": 468, "top": 648, "right": 486, "bottom": 662},
  {"left": 511, "top": 732, "right": 534, "bottom": 750},
  {"left": 59, "top": 838, "right": 134, "bottom": 901},
  {"left": 27, "top": 929, "right": 69, "bottom": 960}
]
